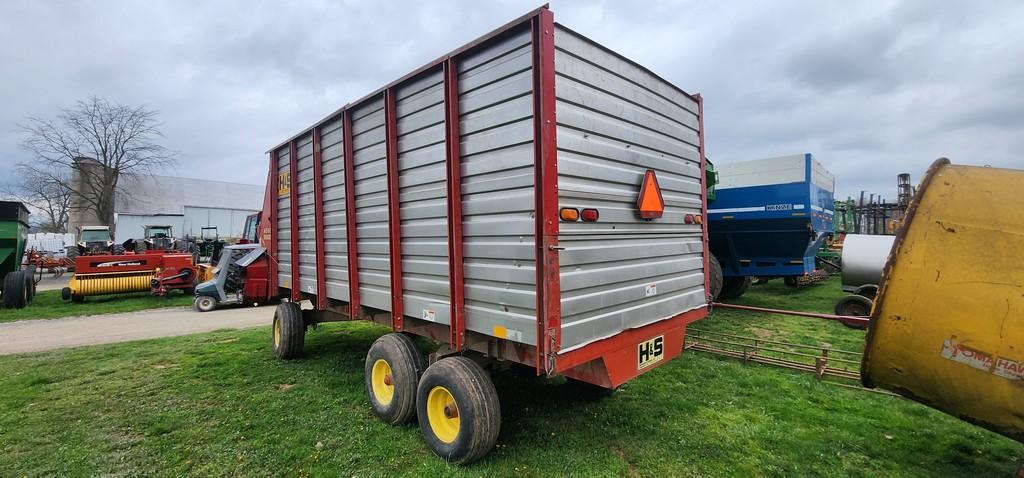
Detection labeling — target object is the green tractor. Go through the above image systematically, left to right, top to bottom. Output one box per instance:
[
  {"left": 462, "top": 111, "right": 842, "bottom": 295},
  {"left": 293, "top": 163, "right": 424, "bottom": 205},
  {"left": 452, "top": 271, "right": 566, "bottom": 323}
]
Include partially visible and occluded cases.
[
  {"left": 1, "top": 201, "right": 36, "bottom": 309},
  {"left": 197, "top": 226, "right": 226, "bottom": 264}
]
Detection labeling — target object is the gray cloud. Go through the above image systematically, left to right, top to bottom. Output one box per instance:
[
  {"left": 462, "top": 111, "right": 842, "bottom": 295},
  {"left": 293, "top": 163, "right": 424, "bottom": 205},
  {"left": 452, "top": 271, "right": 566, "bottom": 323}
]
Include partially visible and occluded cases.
[{"left": 1, "top": 0, "right": 1022, "bottom": 202}]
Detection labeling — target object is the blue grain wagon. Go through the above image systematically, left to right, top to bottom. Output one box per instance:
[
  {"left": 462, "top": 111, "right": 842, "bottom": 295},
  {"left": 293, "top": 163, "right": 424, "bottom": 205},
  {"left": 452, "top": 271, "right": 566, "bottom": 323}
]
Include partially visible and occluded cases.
[{"left": 708, "top": 154, "right": 834, "bottom": 297}]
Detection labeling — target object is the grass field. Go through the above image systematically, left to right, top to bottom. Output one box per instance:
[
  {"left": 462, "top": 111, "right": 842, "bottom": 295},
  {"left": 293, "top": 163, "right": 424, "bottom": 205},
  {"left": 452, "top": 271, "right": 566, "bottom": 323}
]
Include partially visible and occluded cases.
[
  {"left": 0, "top": 278, "right": 1020, "bottom": 476},
  {"left": 0, "top": 289, "right": 193, "bottom": 323}
]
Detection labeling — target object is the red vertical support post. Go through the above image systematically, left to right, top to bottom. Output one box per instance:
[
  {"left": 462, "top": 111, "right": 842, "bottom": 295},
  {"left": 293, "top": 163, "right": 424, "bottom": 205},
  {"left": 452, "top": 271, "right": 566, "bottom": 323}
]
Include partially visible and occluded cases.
[
  {"left": 532, "top": 8, "right": 560, "bottom": 375},
  {"left": 444, "top": 59, "right": 466, "bottom": 350},
  {"left": 384, "top": 89, "right": 404, "bottom": 330},
  {"left": 696, "top": 94, "right": 710, "bottom": 303},
  {"left": 342, "top": 110, "right": 361, "bottom": 318},
  {"left": 312, "top": 126, "right": 327, "bottom": 309},
  {"left": 288, "top": 140, "right": 301, "bottom": 302}
]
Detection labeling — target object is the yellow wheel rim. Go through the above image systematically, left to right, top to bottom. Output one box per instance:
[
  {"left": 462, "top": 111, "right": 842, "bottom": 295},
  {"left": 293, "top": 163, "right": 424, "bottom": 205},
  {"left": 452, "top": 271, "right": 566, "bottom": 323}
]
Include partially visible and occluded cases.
[
  {"left": 273, "top": 318, "right": 281, "bottom": 348},
  {"left": 371, "top": 359, "right": 394, "bottom": 406},
  {"left": 426, "top": 386, "right": 460, "bottom": 443}
]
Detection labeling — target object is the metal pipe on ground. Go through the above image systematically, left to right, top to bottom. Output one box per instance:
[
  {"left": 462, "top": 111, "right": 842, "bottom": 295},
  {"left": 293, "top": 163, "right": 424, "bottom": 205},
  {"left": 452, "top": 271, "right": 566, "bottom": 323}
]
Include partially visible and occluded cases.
[{"left": 711, "top": 302, "right": 870, "bottom": 327}]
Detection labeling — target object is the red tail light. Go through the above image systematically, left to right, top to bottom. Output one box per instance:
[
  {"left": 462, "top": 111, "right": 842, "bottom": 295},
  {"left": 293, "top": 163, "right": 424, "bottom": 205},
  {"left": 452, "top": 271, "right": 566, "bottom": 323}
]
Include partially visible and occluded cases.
[
  {"left": 581, "top": 208, "right": 599, "bottom": 222},
  {"left": 684, "top": 214, "right": 695, "bottom": 224}
]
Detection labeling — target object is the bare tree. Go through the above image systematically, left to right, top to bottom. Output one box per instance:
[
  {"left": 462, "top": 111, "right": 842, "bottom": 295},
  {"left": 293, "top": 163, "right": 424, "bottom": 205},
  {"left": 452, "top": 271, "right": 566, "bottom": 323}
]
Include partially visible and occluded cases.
[
  {"left": 18, "top": 96, "right": 175, "bottom": 227},
  {"left": 4, "top": 165, "right": 72, "bottom": 232}
]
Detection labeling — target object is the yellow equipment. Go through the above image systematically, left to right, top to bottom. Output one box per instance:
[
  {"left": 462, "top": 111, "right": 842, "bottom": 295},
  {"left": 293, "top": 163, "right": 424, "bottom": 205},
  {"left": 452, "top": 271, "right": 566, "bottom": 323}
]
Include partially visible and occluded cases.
[{"left": 862, "top": 158, "right": 1023, "bottom": 442}]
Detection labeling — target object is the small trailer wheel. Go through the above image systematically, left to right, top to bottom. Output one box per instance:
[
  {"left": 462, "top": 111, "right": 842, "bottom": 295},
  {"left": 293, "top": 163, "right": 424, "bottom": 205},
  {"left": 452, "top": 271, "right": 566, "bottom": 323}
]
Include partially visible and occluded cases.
[
  {"left": 707, "top": 255, "right": 723, "bottom": 301},
  {"left": 3, "top": 271, "right": 27, "bottom": 309},
  {"left": 855, "top": 284, "right": 879, "bottom": 300},
  {"left": 61, "top": 286, "right": 72, "bottom": 301},
  {"left": 835, "top": 294, "right": 873, "bottom": 329},
  {"left": 194, "top": 295, "right": 218, "bottom": 312},
  {"left": 272, "top": 302, "right": 305, "bottom": 359},
  {"left": 364, "top": 333, "right": 426, "bottom": 425},
  {"left": 416, "top": 356, "right": 501, "bottom": 465}
]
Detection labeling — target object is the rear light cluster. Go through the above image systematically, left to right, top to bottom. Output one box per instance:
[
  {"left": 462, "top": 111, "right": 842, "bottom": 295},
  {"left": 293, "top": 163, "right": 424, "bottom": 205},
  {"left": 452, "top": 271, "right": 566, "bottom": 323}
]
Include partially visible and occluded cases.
[
  {"left": 560, "top": 207, "right": 600, "bottom": 222},
  {"left": 684, "top": 214, "right": 703, "bottom": 225}
]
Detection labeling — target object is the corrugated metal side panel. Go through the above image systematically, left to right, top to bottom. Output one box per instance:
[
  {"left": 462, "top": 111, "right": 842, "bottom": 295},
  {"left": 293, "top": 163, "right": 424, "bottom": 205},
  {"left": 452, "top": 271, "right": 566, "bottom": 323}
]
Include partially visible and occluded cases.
[
  {"left": 554, "top": 25, "right": 705, "bottom": 351},
  {"left": 458, "top": 26, "right": 537, "bottom": 344},
  {"left": 396, "top": 70, "right": 451, "bottom": 325},
  {"left": 352, "top": 96, "right": 391, "bottom": 311},
  {"left": 321, "top": 116, "right": 349, "bottom": 300},
  {"left": 295, "top": 133, "right": 317, "bottom": 295},
  {"left": 276, "top": 146, "right": 291, "bottom": 287},
  {"left": 717, "top": 155, "right": 806, "bottom": 189},
  {"left": 810, "top": 155, "right": 834, "bottom": 193}
]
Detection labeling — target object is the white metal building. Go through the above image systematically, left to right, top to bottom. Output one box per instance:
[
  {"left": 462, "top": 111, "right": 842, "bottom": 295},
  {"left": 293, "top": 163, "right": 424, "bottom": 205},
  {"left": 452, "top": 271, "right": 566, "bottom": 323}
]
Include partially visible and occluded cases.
[{"left": 111, "top": 175, "right": 263, "bottom": 242}]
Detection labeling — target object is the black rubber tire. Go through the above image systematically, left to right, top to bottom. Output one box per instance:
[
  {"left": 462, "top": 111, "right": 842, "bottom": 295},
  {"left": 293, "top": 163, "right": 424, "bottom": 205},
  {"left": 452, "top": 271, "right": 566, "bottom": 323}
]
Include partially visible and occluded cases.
[
  {"left": 113, "top": 244, "right": 125, "bottom": 255},
  {"left": 708, "top": 255, "right": 724, "bottom": 302},
  {"left": 23, "top": 268, "right": 36, "bottom": 302},
  {"left": 3, "top": 271, "right": 27, "bottom": 309},
  {"left": 718, "top": 276, "right": 751, "bottom": 300},
  {"left": 783, "top": 276, "right": 799, "bottom": 287},
  {"left": 855, "top": 284, "right": 879, "bottom": 300},
  {"left": 61, "top": 286, "right": 72, "bottom": 301},
  {"left": 71, "top": 294, "right": 85, "bottom": 303},
  {"left": 194, "top": 295, "right": 218, "bottom": 312},
  {"left": 835, "top": 295, "right": 873, "bottom": 329},
  {"left": 272, "top": 302, "right": 305, "bottom": 359},
  {"left": 365, "top": 333, "right": 427, "bottom": 425},
  {"left": 416, "top": 357, "right": 501, "bottom": 465}
]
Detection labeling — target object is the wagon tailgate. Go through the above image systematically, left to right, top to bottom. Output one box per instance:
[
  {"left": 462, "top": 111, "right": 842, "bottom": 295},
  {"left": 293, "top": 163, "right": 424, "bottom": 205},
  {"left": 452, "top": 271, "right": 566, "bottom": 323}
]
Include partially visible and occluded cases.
[{"left": 553, "top": 25, "right": 706, "bottom": 352}]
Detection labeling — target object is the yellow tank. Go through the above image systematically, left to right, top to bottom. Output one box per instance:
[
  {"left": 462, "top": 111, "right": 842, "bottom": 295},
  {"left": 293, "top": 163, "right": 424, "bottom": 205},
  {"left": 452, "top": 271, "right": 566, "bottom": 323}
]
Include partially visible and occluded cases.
[{"left": 862, "top": 158, "right": 1024, "bottom": 442}]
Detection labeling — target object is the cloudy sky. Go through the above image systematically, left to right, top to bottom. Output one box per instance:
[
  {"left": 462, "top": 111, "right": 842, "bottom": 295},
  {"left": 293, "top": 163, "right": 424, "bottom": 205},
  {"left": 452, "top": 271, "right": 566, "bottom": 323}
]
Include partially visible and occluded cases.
[{"left": 1, "top": 0, "right": 1022, "bottom": 200}]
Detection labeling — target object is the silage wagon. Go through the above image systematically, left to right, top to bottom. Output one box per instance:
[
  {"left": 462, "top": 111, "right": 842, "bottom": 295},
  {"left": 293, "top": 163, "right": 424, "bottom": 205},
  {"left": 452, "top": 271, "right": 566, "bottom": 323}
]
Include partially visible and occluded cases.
[{"left": 259, "top": 6, "right": 711, "bottom": 463}]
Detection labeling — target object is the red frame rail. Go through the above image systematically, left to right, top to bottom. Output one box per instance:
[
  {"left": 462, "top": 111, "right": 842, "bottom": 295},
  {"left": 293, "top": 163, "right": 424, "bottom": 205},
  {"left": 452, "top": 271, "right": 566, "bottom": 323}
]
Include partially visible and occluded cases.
[
  {"left": 532, "top": 7, "right": 559, "bottom": 375},
  {"left": 443, "top": 59, "right": 467, "bottom": 350},
  {"left": 384, "top": 89, "right": 404, "bottom": 331}
]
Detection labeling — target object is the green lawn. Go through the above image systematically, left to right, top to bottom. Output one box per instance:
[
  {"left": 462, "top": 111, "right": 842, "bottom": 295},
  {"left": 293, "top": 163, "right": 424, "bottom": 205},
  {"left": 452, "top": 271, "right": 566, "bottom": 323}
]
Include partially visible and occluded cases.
[
  {"left": 0, "top": 278, "right": 1020, "bottom": 476},
  {"left": 0, "top": 289, "right": 193, "bottom": 323}
]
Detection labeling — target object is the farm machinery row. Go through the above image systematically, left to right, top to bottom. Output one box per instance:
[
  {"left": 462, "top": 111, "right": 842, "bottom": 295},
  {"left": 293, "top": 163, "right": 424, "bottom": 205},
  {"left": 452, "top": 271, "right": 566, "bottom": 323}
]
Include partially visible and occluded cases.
[{"left": 61, "top": 225, "right": 206, "bottom": 302}]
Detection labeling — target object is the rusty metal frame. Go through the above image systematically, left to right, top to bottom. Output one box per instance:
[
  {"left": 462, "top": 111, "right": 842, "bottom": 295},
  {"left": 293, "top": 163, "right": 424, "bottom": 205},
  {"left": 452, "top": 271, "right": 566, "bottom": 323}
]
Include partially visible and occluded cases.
[
  {"left": 531, "top": 8, "right": 560, "bottom": 375},
  {"left": 443, "top": 59, "right": 467, "bottom": 350},
  {"left": 384, "top": 89, "right": 404, "bottom": 330}
]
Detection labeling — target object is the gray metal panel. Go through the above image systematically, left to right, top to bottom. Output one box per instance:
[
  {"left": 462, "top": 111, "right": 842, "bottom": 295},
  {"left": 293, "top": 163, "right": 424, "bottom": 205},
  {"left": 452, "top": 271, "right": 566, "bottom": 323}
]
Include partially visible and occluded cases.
[
  {"left": 458, "top": 25, "right": 536, "bottom": 344},
  {"left": 554, "top": 25, "right": 706, "bottom": 352},
  {"left": 396, "top": 69, "right": 451, "bottom": 326},
  {"left": 352, "top": 95, "right": 391, "bottom": 311},
  {"left": 320, "top": 116, "right": 350, "bottom": 301},
  {"left": 295, "top": 133, "right": 317, "bottom": 295},
  {"left": 276, "top": 146, "right": 292, "bottom": 287}
]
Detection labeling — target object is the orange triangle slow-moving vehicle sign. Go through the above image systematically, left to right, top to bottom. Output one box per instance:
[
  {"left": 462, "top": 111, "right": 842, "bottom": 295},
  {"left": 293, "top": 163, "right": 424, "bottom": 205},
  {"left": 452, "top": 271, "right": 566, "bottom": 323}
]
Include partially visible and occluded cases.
[{"left": 637, "top": 169, "right": 665, "bottom": 219}]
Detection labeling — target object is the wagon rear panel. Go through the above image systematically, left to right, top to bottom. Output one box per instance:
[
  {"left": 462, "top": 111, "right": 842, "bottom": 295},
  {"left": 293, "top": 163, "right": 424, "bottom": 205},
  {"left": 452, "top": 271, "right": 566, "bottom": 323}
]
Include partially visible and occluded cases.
[{"left": 553, "top": 25, "right": 706, "bottom": 352}]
